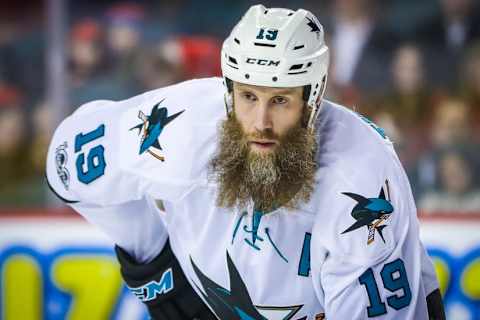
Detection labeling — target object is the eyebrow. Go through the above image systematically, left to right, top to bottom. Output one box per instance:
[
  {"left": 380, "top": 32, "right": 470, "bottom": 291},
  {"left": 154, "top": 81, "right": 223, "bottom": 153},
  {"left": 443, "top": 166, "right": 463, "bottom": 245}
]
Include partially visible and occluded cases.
[{"left": 236, "top": 85, "right": 299, "bottom": 95}]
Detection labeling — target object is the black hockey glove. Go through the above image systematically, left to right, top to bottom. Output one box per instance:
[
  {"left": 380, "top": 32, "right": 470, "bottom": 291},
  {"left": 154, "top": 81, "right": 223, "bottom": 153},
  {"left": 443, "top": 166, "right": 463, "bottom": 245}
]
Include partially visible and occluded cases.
[
  {"left": 115, "top": 240, "right": 216, "bottom": 320},
  {"left": 426, "top": 288, "right": 446, "bottom": 320}
]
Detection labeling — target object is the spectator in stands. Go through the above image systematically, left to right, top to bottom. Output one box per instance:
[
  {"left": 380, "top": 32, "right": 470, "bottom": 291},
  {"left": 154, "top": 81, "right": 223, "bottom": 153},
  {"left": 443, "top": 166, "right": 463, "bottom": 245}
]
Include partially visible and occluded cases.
[
  {"left": 326, "top": 0, "right": 397, "bottom": 105},
  {"left": 418, "top": 0, "right": 480, "bottom": 88},
  {"left": 421, "top": 0, "right": 480, "bottom": 52},
  {"left": 105, "top": 2, "right": 144, "bottom": 83},
  {"left": 0, "top": 17, "right": 44, "bottom": 107},
  {"left": 68, "top": 18, "right": 134, "bottom": 108},
  {"left": 69, "top": 19, "right": 106, "bottom": 87},
  {"left": 0, "top": 22, "right": 18, "bottom": 86},
  {"left": 132, "top": 36, "right": 221, "bottom": 90},
  {"left": 133, "top": 36, "right": 221, "bottom": 92},
  {"left": 159, "top": 36, "right": 222, "bottom": 80},
  {"left": 460, "top": 42, "right": 480, "bottom": 126},
  {"left": 372, "top": 44, "right": 434, "bottom": 187},
  {"left": 382, "top": 44, "right": 432, "bottom": 128},
  {"left": 133, "top": 45, "right": 183, "bottom": 92},
  {"left": 0, "top": 85, "right": 37, "bottom": 205},
  {"left": 415, "top": 97, "right": 479, "bottom": 197},
  {"left": 430, "top": 98, "right": 474, "bottom": 148},
  {"left": 23, "top": 101, "right": 55, "bottom": 206},
  {"left": 30, "top": 101, "right": 52, "bottom": 175},
  {"left": 419, "top": 148, "right": 480, "bottom": 213}
]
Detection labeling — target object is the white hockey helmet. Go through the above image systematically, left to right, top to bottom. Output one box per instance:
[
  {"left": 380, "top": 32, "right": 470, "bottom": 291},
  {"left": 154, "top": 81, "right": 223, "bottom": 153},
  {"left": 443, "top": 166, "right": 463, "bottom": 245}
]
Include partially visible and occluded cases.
[{"left": 221, "top": 4, "right": 329, "bottom": 129}]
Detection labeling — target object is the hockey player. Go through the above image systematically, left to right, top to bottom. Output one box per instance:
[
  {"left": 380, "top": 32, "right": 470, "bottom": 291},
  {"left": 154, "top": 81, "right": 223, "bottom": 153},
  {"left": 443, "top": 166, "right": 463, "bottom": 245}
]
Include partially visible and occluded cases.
[{"left": 46, "top": 5, "right": 445, "bottom": 320}]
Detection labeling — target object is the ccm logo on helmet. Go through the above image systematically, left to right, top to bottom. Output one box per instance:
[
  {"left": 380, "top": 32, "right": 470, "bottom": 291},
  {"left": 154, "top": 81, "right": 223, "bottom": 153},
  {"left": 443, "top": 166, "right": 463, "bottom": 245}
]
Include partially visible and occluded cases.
[{"left": 245, "top": 58, "right": 280, "bottom": 66}]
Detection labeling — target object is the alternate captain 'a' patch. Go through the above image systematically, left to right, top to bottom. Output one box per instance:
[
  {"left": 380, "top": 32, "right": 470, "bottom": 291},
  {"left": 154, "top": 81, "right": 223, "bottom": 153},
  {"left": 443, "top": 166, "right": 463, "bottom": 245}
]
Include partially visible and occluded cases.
[
  {"left": 130, "top": 99, "right": 184, "bottom": 161},
  {"left": 341, "top": 180, "right": 393, "bottom": 245},
  {"left": 190, "top": 252, "right": 304, "bottom": 320}
]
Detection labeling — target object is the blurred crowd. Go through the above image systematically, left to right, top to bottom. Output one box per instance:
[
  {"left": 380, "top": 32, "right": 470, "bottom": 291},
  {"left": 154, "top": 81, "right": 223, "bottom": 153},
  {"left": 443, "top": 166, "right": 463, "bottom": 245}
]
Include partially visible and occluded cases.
[{"left": 0, "top": 0, "right": 479, "bottom": 214}]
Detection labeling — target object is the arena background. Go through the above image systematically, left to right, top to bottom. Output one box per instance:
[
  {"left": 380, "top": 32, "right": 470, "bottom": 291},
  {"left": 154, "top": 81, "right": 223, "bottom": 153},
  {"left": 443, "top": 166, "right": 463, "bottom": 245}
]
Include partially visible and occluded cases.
[{"left": 0, "top": 0, "right": 479, "bottom": 319}]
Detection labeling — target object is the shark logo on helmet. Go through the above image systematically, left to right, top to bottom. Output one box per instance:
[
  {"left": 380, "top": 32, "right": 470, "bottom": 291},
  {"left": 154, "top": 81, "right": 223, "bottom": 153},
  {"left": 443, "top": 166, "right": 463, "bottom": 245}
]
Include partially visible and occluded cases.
[{"left": 306, "top": 17, "right": 321, "bottom": 33}]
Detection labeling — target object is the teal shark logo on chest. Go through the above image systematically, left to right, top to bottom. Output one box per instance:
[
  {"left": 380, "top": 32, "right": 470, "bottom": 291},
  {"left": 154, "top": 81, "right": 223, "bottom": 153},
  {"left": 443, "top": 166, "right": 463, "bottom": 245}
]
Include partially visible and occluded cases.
[
  {"left": 130, "top": 99, "right": 184, "bottom": 161},
  {"left": 341, "top": 181, "right": 393, "bottom": 245},
  {"left": 190, "top": 252, "right": 304, "bottom": 320}
]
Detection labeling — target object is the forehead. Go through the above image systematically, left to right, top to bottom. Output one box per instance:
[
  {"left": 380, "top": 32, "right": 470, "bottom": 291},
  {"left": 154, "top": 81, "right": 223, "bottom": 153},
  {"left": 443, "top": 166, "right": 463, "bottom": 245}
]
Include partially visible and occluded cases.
[{"left": 233, "top": 81, "right": 303, "bottom": 96}]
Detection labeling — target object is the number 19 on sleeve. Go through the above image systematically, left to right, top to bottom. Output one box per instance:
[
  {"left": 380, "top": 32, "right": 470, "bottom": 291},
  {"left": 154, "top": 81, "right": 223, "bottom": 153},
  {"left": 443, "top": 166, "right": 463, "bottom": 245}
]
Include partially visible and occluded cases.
[
  {"left": 74, "top": 124, "right": 106, "bottom": 184},
  {"left": 359, "top": 258, "right": 412, "bottom": 317}
]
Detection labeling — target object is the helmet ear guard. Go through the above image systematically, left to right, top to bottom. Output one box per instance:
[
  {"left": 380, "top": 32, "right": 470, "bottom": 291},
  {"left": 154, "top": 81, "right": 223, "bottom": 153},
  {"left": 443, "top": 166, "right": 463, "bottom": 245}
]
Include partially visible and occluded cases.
[
  {"left": 306, "top": 74, "right": 327, "bottom": 130},
  {"left": 224, "top": 78, "right": 234, "bottom": 116},
  {"left": 224, "top": 92, "right": 233, "bottom": 116}
]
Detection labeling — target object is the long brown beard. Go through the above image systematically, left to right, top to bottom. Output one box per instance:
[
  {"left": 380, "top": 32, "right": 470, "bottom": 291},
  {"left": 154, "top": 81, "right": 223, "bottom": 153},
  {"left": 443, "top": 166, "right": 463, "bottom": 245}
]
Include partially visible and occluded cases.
[{"left": 208, "top": 114, "right": 317, "bottom": 212}]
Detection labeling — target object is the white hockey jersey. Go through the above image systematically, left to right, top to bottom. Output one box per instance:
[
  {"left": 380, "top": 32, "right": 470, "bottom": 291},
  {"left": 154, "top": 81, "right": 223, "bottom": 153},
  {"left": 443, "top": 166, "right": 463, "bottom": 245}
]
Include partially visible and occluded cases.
[{"left": 46, "top": 77, "right": 439, "bottom": 319}]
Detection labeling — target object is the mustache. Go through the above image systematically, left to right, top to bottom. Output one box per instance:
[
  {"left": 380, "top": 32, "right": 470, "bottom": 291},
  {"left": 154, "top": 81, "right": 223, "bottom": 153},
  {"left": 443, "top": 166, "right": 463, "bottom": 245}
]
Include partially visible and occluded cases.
[{"left": 246, "top": 129, "right": 279, "bottom": 141}]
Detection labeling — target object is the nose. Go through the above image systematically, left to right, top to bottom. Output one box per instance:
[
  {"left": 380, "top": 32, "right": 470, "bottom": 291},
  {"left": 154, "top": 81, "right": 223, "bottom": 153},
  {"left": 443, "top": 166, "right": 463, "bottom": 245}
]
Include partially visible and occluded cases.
[{"left": 253, "top": 103, "right": 273, "bottom": 132}]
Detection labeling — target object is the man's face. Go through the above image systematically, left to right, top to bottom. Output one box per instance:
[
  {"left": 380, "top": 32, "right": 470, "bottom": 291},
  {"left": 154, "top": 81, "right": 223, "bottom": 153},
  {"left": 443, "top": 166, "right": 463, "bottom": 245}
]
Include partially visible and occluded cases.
[
  {"left": 209, "top": 81, "right": 316, "bottom": 212},
  {"left": 232, "top": 82, "right": 305, "bottom": 154}
]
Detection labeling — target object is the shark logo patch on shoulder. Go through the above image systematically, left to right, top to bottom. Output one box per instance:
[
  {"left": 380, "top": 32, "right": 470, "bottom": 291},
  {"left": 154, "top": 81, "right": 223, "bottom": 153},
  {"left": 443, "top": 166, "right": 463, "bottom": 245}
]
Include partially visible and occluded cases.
[
  {"left": 130, "top": 99, "right": 184, "bottom": 161},
  {"left": 341, "top": 180, "right": 393, "bottom": 245}
]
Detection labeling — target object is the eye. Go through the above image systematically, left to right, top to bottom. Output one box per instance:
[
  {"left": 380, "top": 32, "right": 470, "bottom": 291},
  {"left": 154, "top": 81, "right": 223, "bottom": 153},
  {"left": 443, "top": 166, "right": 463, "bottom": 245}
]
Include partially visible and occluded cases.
[
  {"left": 241, "top": 92, "right": 257, "bottom": 101},
  {"left": 271, "top": 96, "right": 288, "bottom": 105}
]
